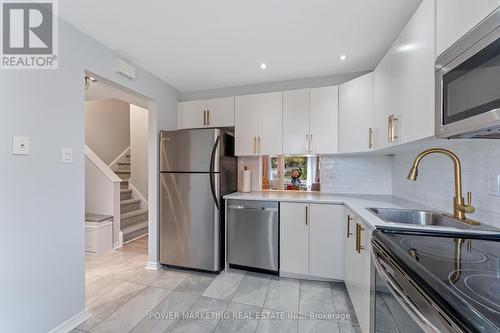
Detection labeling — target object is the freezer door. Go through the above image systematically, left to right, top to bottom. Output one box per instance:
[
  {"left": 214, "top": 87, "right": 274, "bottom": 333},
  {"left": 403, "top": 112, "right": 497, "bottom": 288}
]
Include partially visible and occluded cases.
[
  {"left": 160, "top": 129, "right": 220, "bottom": 172},
  {"left": 160, "top": 173, "right": 220, "bottom": 271}
]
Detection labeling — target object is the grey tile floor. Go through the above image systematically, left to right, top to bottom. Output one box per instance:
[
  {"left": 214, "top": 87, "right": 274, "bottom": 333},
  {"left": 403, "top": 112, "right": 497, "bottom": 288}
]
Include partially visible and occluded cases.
[{"left": 77, "top": 247, "right": 361, "bottom": 333}]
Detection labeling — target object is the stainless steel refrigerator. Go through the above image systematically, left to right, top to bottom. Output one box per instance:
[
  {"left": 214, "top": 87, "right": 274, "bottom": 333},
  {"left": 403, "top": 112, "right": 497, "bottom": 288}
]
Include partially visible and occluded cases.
[{"left": 159, "top": 129, "right": 237, "bottom": 272}]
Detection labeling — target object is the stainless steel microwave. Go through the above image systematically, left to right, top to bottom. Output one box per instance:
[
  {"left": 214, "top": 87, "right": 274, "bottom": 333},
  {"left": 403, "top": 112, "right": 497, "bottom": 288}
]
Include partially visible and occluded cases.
[{"left": 436, "top": 7, "right": 500, "bottom": 139}]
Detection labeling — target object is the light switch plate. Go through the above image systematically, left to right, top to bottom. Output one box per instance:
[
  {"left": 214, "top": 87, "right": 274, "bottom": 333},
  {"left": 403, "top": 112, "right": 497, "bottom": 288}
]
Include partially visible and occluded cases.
[
  {"left": 13, "top": 136, "right": 30, "bottom": 155},
  {"left": 61, "top": 147, "right": 73, "bottom": 163}
]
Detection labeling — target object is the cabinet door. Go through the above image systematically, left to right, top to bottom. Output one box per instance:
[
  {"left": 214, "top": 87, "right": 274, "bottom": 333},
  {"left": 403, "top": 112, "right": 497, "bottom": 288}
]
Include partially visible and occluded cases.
[
  {"left": 374, "top": 0, "right": 434, "bottom": 148},
  {"left": 437, "top": 0, "right": 500, "bottom": 56},
  {"left": 339, "top": 73, "right": 374, "bottom": 153},
  {"left": 310, "top": 86, "right": 339, "bottom": 154},
  {"left": 283, "top": 89, "right": 310, "bottom": 155},
  {"left": 257, "top": 92, "right": 283, "bottom": 155},
  {"left": 235, "top": 95, "right": 260, "bottom": 156},
  {"left": 206, "top": 97, "right": 235, "bottom": 127},
  {"left": 180, "top": 100, "right": 207, "bottom": 129},
  {"left": 280, "top": 202, "right": 309, "bottom": 275},
  {"left": 309, "top": 204, "right": 345, "bottom": 280},
  {"left": 343, "top": 210, "right": 357, "bottom": 293},
  {"left": 355, "top": 221, "right": 372, "bottom": 333}
]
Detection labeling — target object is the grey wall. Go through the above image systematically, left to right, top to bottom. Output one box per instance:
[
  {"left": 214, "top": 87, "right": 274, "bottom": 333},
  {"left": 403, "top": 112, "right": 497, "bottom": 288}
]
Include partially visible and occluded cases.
[
  {"left": 0, "top": 18, "right": 179, "bottom": 333},
  {"left": 180, "top": 71, "right": 370, "bottom": 101},
  {"left": 85, "top": 99, "right": 130, "bottom": 164},
  {"left": 130, "top": 104, "right": 149, "bottom": 200},
  {"left": 392, "top": 139, "right": 500, "bottom": 228}
]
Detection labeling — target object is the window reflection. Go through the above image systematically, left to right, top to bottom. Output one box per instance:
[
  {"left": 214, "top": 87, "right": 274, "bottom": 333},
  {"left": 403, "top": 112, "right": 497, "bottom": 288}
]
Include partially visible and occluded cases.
[{"left": 262, "top": 156, "right": 320, "bottom": 192}]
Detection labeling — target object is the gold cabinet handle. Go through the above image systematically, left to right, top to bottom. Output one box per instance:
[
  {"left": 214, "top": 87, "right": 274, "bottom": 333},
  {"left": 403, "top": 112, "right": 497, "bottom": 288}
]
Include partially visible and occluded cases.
[
  {"left": 203, "top": 110, "right": 206, "bottom": 126},
  {"left": 207, "top": 110, "right": 210, "bottom": 126},
  {"left": 388, "top": 114, "right": 398, "bottom": 143},
  {"left": 368, "top": 127, "right": 373, "bottom": 149},
  {"left": 306, "top": 134, "right": 309, "bottom": 152},
  {"left": 309, "top": 134, "right": 313, "bottom": 152},
  {"left": 257, "top": 136, "right": 261, "bottom": 154},
  {"left": 253, "top": 137, "right": 257, "bottom": 154},
  {"left": 305, "top": 205, "right": 308, "bottom": 225},
  {"left": 346, "top": 214, "right": 353, "bottom": 238},
  {"left": 355, "top": 223, "right": 365, "bottom": 253}
]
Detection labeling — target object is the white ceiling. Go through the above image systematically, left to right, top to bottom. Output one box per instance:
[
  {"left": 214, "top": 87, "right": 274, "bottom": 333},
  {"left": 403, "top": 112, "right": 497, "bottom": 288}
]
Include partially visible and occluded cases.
[{"left": 60, "top": 0, "right": 421, "bottom": 92}]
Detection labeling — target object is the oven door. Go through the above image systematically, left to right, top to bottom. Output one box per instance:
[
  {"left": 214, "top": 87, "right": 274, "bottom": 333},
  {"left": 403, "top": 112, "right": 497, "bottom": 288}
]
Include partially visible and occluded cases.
[
  {"left": 436, "top": 8, "right": 500, "bottom": 138},
  {"left": 371, "top": 240, "right": 461, "bottom": 333}
]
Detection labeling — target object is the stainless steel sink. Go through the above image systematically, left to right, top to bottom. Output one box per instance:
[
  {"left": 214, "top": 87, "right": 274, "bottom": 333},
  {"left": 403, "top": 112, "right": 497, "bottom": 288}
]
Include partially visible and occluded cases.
[{"left": 367, "top": 207, "right": 479, "bottom": 229}]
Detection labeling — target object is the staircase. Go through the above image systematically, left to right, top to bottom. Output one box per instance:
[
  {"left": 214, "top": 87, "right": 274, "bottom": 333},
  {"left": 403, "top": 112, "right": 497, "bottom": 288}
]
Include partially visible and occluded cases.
[{"left": 116, "top": 153, "right": 148, "bottom": 243}]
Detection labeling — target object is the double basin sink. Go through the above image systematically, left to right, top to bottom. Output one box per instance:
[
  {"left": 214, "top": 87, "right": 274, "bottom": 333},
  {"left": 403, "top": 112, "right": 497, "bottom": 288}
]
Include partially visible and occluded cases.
[{"left": 367, "top": 207, "right": 496, "bottom": 231}]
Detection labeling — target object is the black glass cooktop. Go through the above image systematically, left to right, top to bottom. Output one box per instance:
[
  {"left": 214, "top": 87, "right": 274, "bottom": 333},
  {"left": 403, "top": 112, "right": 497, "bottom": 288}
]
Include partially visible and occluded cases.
[{"left": 375, "top": 228, "right": 500, "bottom": 333}]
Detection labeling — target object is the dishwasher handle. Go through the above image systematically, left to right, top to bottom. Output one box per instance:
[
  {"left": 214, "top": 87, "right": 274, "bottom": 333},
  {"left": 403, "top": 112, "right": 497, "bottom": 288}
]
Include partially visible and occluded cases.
[{"left": 228, "top": 205, "right": 278, "bottom": 212}]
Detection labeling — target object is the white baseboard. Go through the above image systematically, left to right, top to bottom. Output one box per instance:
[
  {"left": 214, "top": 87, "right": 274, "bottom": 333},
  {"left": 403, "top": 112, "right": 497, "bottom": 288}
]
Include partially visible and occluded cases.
[
  {"left": 129, "top": 183, "right": 149, "bottom": 210},
  {"left": 113, "top": 231, "right": 123, "bottom": 249},
  {"left": 145, "top": 261, "right": 163, "bottom": 271},
  {"left": 48, "top": 309, "right": 91, "bottom": 333}
]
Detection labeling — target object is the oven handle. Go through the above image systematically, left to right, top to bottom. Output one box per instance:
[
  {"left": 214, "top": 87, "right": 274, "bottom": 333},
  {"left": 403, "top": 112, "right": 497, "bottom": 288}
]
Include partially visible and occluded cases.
[{"left": 371, "top": 246, "right": 440, "bottom": 333}]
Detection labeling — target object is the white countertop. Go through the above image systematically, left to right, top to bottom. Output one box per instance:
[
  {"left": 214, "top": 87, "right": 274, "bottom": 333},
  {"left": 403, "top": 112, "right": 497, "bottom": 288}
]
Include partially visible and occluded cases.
[{"left": 224, "top": 191, "right": 499, "bottom": 234}]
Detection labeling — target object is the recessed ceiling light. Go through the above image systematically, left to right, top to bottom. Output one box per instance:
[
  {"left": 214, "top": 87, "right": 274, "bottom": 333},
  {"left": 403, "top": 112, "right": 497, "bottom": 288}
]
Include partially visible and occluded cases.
[
  {"left": 339, "top": 54, "right": 348, "bottom": 61},
  {"left": 260, "top": 63, "right": 267, "bottom": 70}
]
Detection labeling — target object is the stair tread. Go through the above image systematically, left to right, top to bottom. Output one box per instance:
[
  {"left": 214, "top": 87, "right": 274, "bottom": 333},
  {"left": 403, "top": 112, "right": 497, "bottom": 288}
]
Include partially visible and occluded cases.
[
  {"left": 118, "top": 162, "right": 131, "bottom": 165},
  {"left": 115, "top": 170, "right": 131, "bottom": 174},
  {"left": 120, "top": 189, "right": 132, "bottom": 193},
  {"left": 120, "top": 198, "right": 141, "bottom": 205},
  {"left": 121, "top": 209, "right": 148, "bottom": 219},
  {"left": 122, "top": 220, "right": 148, "bottom": 234}
]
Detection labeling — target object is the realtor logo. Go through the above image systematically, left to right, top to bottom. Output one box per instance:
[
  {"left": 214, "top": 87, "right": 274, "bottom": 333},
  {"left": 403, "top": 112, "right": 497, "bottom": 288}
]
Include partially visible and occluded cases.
[{"left": 1, "top": 0, "right": 58, "bottom": 69}]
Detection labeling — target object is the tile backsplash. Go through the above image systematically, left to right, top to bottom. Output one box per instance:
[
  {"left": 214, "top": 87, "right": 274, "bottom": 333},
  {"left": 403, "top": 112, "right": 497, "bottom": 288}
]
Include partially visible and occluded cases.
[
  {"left": 392, "top": 140, "right": 500, "bottom": 228},
  {"left": 321, "top": 156, "right": 393, "bottom": 194}
]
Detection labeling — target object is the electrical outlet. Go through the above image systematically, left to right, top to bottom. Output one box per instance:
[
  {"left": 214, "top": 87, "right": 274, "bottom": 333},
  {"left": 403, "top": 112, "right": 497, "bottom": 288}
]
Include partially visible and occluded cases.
[
  {"left": 13, "top": 136, "right": 30, "bottom": 155},
  {"left": 61, "top": 147, "right": 73, "bottom": 163},
  {"left": 487, "top": 175, "right": 500, "bottom": 197}
]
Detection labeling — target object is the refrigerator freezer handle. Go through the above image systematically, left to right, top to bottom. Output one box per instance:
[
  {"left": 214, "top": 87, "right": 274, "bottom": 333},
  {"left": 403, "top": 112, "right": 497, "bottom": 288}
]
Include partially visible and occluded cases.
[{"left": 210, "top": 135, "right": 220, "bottom": 210}]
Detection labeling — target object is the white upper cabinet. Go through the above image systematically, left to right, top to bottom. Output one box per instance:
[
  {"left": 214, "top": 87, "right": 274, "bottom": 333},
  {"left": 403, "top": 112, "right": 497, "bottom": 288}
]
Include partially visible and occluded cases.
[
  {"left": 374, "top": 0, "right": 435, "bottom": 149},
  {"left": 436, "top": 0, "right": 500, "bottom": 57},
  {"left": 339, "top": 73, "right": 374, "bottom": 153},
  {"left": 309, "top": 86, "right": 339, "bottom": 154},
  {"left": 283, "top": 89, "right": 310, "bottom": 155},
  {"left": 235, "top": 92, "right": 282, "bottom": 156},
  {"left": 178, "top": 97, "right": 234, "bottom": 129},
  {"left": 206, "top": 97, "right": 235, "bottom": 128},
  {"left": 178, "top": 100, "right": 206, "bottom": 129}
]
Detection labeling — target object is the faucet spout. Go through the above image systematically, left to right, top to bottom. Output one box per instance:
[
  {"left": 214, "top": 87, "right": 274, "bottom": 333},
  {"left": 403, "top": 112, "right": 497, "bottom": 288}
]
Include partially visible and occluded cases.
[{"left": 407, "top": 148, "right": 475, "bottom": 221}]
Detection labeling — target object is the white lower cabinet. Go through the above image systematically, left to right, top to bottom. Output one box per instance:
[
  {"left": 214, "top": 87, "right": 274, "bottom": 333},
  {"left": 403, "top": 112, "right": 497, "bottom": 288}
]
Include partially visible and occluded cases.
[
  {"left": 280, "top": 202, "right": 345, "bottom": 280},
  {"left": 280, "top": 202, "right": 309, "bottom": 275},
  {"left": 344, "top": 209, "right": 372, "bottom": 333}
]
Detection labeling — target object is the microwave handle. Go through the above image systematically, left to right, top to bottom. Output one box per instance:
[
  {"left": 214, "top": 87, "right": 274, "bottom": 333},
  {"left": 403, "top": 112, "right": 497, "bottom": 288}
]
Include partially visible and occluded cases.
[{"left": 371, "top": 249, "right": 440, "bottom": 333}]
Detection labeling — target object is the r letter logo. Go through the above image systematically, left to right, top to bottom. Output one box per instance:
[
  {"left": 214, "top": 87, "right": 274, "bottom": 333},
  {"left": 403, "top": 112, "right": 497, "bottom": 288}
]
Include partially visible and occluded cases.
[{"left": 1, "top": 0, "right": 58, "bottom": 69}]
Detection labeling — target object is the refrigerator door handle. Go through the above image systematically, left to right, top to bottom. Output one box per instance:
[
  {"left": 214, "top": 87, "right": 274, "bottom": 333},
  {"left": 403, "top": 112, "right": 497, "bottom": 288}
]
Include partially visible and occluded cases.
[{"left": 209, "top": 135, "right": 220, "bottom": 210}]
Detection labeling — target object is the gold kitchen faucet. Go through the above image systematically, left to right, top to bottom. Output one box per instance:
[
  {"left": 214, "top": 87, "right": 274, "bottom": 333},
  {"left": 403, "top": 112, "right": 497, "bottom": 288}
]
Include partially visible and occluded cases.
[{"left": 407, "top": 148, "right": 478, "bottom": 224}]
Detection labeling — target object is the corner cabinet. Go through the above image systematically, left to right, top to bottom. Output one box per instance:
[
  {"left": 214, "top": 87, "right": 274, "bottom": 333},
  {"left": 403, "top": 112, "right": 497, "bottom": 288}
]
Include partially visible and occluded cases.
[
  {"left": 373, "top": 0, "right": 435, "bottom": 149},
  {"left": 436, "top": 0, "right": 500, "bottom": 57},
  {"left": 339, "top": 73, "right": 374, "bottom": 153},
  {"left": 235, "top": 92, "right": 282, "bottom": 156},
  {"left": 177, "top": 97, "right": 235, "bottom": 129},
  {"left": 280, "top": 202, "right": 345, "bottom": 280},
  {"left": 344, "top": 209, "right": 372, "bottom": 333}
]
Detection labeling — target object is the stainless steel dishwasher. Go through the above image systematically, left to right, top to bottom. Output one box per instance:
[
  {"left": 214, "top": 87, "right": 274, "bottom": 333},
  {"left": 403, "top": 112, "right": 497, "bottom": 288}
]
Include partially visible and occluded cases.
[{"left": 227, "top": 200, "right": 279, "bottom": 273}]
